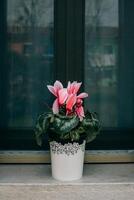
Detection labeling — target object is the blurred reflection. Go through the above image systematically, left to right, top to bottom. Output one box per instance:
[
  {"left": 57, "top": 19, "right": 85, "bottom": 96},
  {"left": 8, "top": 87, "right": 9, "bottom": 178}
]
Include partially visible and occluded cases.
[
  {"left": 7, "top": 0, "right": 54, "bottom": 127},
  {"left": 85, "top": 0, "right": 118, "bottom": 127}
]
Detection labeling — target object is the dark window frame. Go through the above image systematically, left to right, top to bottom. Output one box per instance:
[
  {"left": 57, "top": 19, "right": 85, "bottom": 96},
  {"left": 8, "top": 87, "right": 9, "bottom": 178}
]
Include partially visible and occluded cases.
[{"left": 0, "top": 0, "right": 134, "bottom": 150}]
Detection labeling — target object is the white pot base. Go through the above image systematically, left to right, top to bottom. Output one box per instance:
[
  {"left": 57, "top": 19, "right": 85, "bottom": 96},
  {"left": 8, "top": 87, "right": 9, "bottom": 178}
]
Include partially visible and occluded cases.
[
  {"left": 50, "top": 141, "right": 85, "bottom": 181},
  {"left": 52, "top": 174, "right": 83, "bottom": 182}
]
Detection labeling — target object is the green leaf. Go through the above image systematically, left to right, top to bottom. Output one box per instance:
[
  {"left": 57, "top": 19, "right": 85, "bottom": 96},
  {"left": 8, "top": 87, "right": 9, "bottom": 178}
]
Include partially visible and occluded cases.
[
  {"left": 34, "top": 110, "right": 101, "bottom": 145},
  {"left": 81, "top": 111, "right": 101, "bottom": 143},
  {"left": 34, "top": 112, "right": 52, "bottom": 146},
  {"left": 52, "top": 115, "right": 79, "bottom": 134},
  {"left": 35, "top": 130, "right": 42, "bottom": 146},
  {"left": 70, "top": 131, "right": 80, "bottom": 141},
  {"left": 86, "top": 131, "right": 98, "bottom": 143},
  {"left": 60, "top": 132, "right": 70, "bottom": 140}
]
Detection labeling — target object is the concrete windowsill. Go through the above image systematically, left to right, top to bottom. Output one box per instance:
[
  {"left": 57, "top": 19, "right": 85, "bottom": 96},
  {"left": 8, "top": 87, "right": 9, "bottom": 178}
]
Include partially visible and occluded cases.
[{"left": 0, "top": 164, "right": 134, "bottom": 200}]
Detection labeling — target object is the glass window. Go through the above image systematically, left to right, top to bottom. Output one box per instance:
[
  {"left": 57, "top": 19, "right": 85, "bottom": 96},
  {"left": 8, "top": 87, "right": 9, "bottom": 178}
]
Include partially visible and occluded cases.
[
  {"left": 0, "top": 0, "right": 133, "bottom": 151},
  {"left": 2, "top": 0, "right": 54, "bottom": 128},
  {"left": 85, "top": 0, "right": 124, "bottom": 127}
]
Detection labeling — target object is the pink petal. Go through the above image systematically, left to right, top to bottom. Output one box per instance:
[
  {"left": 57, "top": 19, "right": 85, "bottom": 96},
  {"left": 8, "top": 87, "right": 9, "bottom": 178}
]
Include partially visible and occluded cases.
[
  {"left": 54, "top": 80, "right": 63, "bottom": 89},
  {"left": 54, "top": 81, "right": 63, "bottom": 96},
  {"left": 67, "top": 81, "right": 71, "bottom": 94},
  {"left": 67, "top": 81, "right": 82, "bottom": 95},
  {"left": 67, "top": 81, "right": 71, "bottom": 88},
  {"left": 67, "top": 81, "right": 75, "bottom": 94},
  {"left": 71, "top": 81, "right": 77, "bottom": 94},
  {"left": 74, "top": 82, "right": 82, "bottom": 94},
  {"left": 47, "top": 85, "right": 57, "bottom": 97},
  {"left": 58, "top": 88, "right": 68, "bottom": 105},
  {"left": 77, "top": 92, "right": 88, "bottom": 99},
  {"left": 66, "top": 94, "right": 77, "bottom": 111},
  {"left": 52, "top": 98, "right": 59, "bottom": 114},
  {"left": 76, "top": 98, "right": 83, "bottom": 106},
  {"left": 76, "top": 106, "right": 85, "bottom": 121},
  {"left": 79, "top": 106, "right": 85, "bottom": 117},
  {"left": 79, "top": 116, "right": 83, "bottom": 121}
]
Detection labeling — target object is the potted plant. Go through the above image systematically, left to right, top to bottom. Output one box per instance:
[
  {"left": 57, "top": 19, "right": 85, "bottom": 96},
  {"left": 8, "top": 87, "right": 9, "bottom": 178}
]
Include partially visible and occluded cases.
[{"left": 35, "top": 81, "right": 101, "bottom": 181}]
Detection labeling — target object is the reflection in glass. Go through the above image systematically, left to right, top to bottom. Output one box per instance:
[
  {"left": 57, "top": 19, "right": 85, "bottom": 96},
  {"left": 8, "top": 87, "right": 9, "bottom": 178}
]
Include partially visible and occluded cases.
[
  {"left": 7, "top": 0, "right": 54, "bottom": 127},
  {"left": 85, "top": 0, "right": 118, "bottom": 127}
]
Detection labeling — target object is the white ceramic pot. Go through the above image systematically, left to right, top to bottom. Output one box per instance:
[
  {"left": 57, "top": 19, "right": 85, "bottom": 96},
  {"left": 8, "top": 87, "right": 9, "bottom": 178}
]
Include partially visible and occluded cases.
[{"left": 50, "top": 140, "right": 85, "bottom": 181}]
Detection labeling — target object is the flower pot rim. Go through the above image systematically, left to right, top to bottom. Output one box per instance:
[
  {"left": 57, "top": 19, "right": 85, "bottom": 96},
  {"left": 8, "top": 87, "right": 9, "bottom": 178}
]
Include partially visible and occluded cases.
[{"left": 50, "top": 140, "right": 85, "bottom": 156}]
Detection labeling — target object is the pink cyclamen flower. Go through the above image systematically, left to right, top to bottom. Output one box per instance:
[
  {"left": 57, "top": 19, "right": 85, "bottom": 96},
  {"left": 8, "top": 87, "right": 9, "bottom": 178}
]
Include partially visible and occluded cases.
[
  {"left": 47, "top": 80, "right": 63, "bottom": 97},
  {"left": 47, "top": 80, "right": 88, "bottom": 120},
  {"left": 47, "top": 81, "right": 68, "bottom": 114},
  {"left": 66, "top": 81, "right": 88, "bottom": 120},
  {"left": 67, "top": 81, "right": 82, "bottom": 95},
  {"left": 58, "top": 88, "right": 68, "bottom": 105},
  {"left": 75, "top": 92, "right": 88, "bottom": 120},
  {"left": 77, "top": 92, "right": 88, "bottom": 99},
  {"left": 66, "top": 94, "right": 77, "bottom": 111},
  {"left": 66, "top": 94, "right": 88, "bottom": 120},
  {"left": 52, "top": 98, "right": 59, "bottom": 114},
  {"left": 75, "top": 106, "right": 85, "bottom": 121}
]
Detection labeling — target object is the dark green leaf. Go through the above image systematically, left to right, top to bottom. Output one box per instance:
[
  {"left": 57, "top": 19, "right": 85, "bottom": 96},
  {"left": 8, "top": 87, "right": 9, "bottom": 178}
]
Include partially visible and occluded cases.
[
  {"left": 34, "top": 112, "right": 52, "bottom": 146},
  {"left": 52, "top": 115, "right": 79, "bottom": 134}
]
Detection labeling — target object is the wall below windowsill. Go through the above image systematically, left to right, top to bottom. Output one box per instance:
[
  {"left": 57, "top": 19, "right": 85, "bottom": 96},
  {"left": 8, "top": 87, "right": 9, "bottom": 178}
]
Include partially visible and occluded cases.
[{"left": 0, "top": 164, "right": 134, "bottom": 200}]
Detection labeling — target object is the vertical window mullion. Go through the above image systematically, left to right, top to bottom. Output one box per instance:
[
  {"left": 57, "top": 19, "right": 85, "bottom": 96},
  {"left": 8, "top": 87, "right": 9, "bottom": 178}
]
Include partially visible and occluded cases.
[
  {"left": 54, "top": 0, "right": 67, "bottom": 84},
  {"left": 54, "top": 0, "right": 84, "bottom": 84},
  {"left": 66, "top": 0, "right": 84, "bottom": 82}
]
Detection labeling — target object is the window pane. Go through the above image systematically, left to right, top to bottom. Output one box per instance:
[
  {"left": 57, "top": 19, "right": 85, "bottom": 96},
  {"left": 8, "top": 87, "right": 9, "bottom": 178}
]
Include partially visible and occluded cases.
[
  {"left": 3, "top": 0, "right": 54, "bottom": 127},
  {"left": 85, "top": 0, "right": 119, "bottom": 127}
]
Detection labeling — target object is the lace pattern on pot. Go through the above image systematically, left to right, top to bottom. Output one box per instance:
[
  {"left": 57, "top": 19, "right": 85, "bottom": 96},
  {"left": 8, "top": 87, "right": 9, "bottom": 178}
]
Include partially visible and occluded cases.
[{"left": 50, "top": 141, "right": 85, "bottom": 155}]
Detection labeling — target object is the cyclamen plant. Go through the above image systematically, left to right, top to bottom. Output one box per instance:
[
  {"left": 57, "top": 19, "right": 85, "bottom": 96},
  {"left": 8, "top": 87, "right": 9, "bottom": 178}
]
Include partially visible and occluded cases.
[
  {"left": 35, "top": 81, "right": 101, "bottom": 146},
  {"left": 48, "top": 81, "right": 88, "bottom": 121}
]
